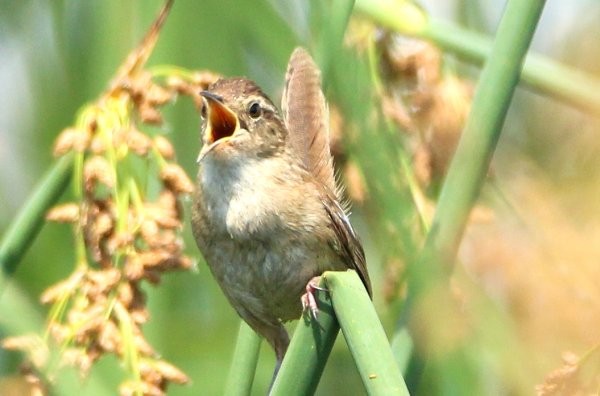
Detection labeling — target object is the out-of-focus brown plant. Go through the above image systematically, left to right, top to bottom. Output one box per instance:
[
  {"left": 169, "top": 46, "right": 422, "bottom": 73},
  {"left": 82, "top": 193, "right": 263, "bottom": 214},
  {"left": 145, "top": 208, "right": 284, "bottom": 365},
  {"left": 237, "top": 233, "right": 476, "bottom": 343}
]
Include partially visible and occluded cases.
[
  {"left": 2, "top": 1, "right": 219, "bottom": 395},
  {"left": 365, "top": 32, "right": 475, "bottom": 302},
  {"left": 378, "top": 34, "right": 473, "bottom": 189},
  {"left": 536, "top": 347, "right": 600, "bottom": 396}
]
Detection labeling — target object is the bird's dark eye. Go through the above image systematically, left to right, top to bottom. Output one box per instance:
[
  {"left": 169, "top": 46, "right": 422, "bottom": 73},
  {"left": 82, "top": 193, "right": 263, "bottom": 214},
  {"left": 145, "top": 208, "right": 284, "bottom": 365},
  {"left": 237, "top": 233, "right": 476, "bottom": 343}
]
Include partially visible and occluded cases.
[{"left": 248, "top": 101, "right": 261, "bottom": 118}]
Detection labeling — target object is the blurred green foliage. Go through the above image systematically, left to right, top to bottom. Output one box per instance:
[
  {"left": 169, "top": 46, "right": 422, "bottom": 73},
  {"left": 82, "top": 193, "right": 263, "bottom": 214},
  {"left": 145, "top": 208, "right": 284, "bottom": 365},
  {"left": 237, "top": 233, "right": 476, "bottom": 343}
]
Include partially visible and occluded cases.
[
  {"left": 2, "top": 0, "right": 600, "bottom": 395},
  {"left": 0, "top": 1, "right": 366, "bottom": 394}
]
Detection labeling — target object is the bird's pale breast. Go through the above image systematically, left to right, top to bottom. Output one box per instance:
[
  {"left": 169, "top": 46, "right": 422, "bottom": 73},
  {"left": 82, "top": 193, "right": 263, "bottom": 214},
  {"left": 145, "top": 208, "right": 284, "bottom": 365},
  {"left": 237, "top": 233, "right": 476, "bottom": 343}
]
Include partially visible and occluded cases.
[{"left": 193, "top": 153, "right": 343, "bottom": 323}]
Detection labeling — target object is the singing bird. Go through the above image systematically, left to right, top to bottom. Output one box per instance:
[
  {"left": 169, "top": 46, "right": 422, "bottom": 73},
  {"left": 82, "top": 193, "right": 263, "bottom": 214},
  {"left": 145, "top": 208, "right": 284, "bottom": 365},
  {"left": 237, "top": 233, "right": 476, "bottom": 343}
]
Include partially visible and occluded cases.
[{"left": 191, "top": 48, "right": 371, "bottom": 381}]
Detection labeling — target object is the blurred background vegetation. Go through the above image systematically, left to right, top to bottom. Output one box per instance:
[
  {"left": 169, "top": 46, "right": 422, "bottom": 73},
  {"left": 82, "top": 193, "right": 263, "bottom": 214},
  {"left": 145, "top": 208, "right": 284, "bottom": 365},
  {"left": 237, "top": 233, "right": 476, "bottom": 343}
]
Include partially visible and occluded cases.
[{"left": 1, "top": 0, "right": 600, "bottom": 395}]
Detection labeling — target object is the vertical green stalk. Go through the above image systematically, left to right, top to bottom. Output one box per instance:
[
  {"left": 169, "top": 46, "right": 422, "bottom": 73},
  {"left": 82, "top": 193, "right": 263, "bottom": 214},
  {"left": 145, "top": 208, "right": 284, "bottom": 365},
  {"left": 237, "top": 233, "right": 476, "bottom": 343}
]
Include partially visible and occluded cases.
[
  {"left": 315, "top": 0, "right": 355, "bottom": 83},
  {"left": 417, "top": 0, "right": 546, "bottom": 280},
  {"left": 0, "top": 153, "right": 74, "bottom": 283},
  {"left": 270, "top": 278, "right": 339, "bottom": 395},
  {"left": 224, "top": 321, "right": 262, "bottom": 396},
  {"left": 390, "top": 327, "right": 413, "bottom": 374}
]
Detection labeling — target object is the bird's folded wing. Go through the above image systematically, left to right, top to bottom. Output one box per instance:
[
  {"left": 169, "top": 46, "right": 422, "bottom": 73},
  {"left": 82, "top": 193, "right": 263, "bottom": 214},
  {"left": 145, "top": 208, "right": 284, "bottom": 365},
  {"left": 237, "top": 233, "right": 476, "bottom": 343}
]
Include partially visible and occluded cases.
[{"left": 321, "top": 192, "right": 372, "bottom": 297}]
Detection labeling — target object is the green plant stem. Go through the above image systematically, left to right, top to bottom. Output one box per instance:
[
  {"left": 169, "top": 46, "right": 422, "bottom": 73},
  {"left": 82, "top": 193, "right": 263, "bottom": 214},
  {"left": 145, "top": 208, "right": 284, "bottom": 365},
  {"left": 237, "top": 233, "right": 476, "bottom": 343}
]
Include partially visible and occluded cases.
[
  {"left": 355, "top": 0, "right": 600, "bottom": 115},
  {"left": 0, "top": 153, "right": 74, "bottom": 282},
  {"left": 326, "top": 270, "right": 409, "bottom": 395},
  {"left": 270, "top": 278, "right": 339, "bottom": 395},
  {"left": 224, "top": 321, "right": 262, "bottom": 396}
]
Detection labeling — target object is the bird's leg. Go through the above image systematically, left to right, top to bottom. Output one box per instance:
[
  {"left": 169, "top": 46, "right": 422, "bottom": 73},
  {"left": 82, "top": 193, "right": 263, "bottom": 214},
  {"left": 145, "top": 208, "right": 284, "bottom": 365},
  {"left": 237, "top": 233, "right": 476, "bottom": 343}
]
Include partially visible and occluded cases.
[{"left": 301, "top": 276, "right": 328, "bottom": 320}]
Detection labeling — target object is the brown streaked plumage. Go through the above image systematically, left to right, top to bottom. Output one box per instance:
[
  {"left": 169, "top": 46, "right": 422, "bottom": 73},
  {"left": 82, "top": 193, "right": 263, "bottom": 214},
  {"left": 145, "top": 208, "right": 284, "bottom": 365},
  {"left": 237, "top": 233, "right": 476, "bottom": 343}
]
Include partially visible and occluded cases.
[
  {"left": 191, "top": 47, "right": 371, "bottom": 386},
  {"left": 282, "top": 48, "right": 336, "bottom": 195}
]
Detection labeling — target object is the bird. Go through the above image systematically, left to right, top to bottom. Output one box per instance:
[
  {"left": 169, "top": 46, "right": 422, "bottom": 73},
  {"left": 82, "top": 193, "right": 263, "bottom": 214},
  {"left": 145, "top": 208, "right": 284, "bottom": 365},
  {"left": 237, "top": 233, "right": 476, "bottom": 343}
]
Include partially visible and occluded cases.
[{"left": 191, "top": 47, "right": 371, "bottom": 384}]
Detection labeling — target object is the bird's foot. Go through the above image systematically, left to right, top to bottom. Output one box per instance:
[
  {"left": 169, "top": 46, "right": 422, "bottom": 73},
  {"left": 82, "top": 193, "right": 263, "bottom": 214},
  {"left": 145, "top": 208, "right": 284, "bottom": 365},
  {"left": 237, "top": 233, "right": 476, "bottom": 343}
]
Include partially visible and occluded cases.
[{"left": 301, "top": 276, "right": 327, "bottom": 320}]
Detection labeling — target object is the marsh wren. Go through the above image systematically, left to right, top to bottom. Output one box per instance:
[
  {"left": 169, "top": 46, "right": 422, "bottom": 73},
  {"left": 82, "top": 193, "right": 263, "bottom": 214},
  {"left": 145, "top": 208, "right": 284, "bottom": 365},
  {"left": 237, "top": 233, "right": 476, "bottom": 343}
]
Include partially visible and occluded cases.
[{"left": 191, "top": 48, "right": 371, "bottom": 382}]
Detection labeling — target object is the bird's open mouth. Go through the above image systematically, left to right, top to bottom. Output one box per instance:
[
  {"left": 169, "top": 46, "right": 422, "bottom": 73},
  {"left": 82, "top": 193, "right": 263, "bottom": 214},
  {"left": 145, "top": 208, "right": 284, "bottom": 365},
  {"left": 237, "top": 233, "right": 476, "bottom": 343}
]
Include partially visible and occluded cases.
[
  {"left": 196, "top": 91, "right": 240, "bottom": 163},
  {"left": 201, "top": 91, "right": 238, "bottom": 145}
]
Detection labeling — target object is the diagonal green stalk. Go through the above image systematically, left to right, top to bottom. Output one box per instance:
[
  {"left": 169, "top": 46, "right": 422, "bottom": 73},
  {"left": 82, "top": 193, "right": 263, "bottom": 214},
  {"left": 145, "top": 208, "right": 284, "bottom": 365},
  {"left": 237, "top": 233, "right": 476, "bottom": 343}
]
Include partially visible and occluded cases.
[
  {"left": 355, "top": 0, "right": 600, "bottom": 115},
  {"left": 385, "top": 0, "right": 546, "bottom": 388},
  {"left": 417, "top": 0, "right": 546, "bottom": 280},
  {"left": 423, "top": 18, "right": 600, "bottom": 115},
  {"left": 0, "top": 153, "right": 74, "bottom": 285},
  {"left": 326, "top": 270, "right": 409, "bottom": 395},
  {"left": 270, "top": 277, "right": 339, "bottom": 395},
  {"left": 224, "top": 321, "right": 262, "bottom": 396}
]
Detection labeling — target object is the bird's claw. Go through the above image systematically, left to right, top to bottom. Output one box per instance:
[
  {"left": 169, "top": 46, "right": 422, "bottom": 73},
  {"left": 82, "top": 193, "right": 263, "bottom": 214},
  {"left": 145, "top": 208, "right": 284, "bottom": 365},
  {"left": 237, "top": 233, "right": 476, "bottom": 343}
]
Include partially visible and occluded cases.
[{"left": 301, "top": 276, "right": 327, "bottom": 320}]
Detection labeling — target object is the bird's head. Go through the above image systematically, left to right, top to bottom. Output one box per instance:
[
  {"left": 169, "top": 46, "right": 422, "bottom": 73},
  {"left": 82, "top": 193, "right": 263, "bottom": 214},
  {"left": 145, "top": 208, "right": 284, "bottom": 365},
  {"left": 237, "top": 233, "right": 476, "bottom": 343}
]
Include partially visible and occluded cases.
[{"left": 197, "top": 78, "right": 287, "bottom": 163}]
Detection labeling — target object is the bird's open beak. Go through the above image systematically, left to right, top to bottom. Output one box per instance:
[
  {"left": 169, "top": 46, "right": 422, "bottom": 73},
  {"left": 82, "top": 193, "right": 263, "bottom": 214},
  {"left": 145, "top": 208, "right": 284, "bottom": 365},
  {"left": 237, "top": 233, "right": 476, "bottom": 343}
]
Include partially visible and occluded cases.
[{"left": 197, "top": 91, "right": 240, "bottom": 163}]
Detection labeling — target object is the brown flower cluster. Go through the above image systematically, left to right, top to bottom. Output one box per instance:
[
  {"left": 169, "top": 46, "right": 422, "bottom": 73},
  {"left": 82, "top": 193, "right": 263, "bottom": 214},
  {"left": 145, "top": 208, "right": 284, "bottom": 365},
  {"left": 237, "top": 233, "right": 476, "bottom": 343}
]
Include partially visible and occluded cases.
[
  {"left": 3, "top": 1, "right": 220, "bottom": 395},
  {"left": 165, "top": 71, "right": 220, "bottom": 111},
  {"left": 44, "top": 92, "right": 196, "bottom": 395}
]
